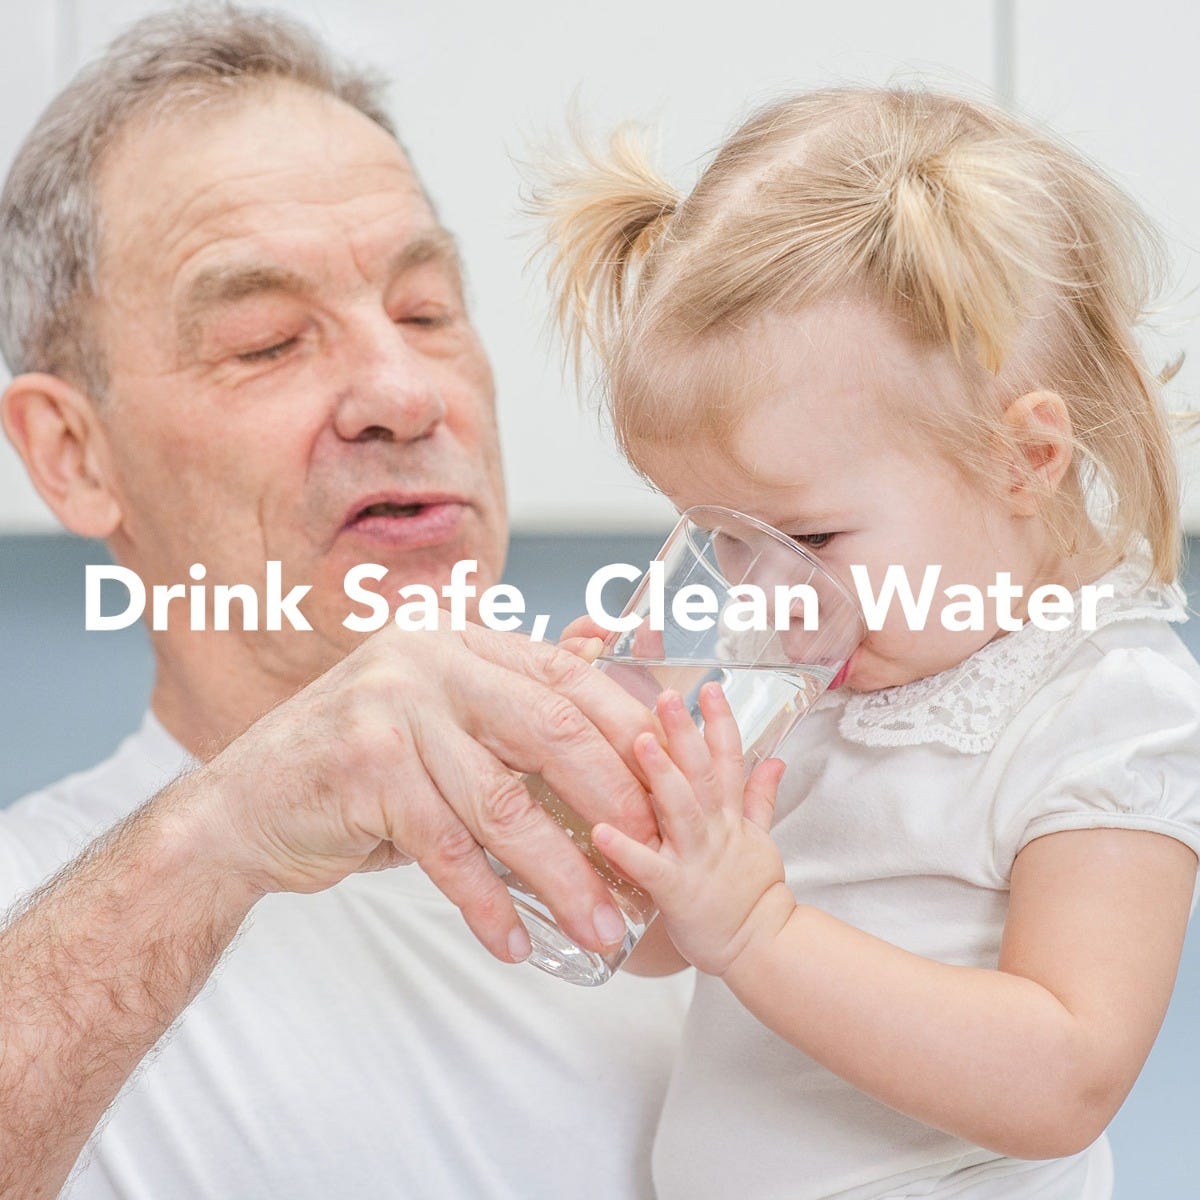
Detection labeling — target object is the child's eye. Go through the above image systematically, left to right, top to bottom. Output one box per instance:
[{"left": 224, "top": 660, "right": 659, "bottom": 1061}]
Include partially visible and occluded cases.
[{"left": 791, "top": 532, "right": 835, "bottom": 550}]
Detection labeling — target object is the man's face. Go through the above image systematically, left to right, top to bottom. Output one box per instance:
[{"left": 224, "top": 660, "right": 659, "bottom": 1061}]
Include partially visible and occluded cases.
[{"left": 90, "top": 80, "right": 507, "bottom": 682}]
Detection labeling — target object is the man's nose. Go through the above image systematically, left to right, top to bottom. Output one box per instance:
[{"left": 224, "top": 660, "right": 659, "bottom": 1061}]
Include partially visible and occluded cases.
[{"left": 331, "top": 313, "right": 448, "bottom": 444}]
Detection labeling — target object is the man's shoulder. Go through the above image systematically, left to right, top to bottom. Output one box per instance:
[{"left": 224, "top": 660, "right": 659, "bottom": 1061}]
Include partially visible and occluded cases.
[{"left": 0, "top": 714, "right": 191, "bottom": 906}]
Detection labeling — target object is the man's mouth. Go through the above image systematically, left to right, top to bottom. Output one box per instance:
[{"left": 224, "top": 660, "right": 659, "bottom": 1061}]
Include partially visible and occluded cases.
[
  {"left": 342, "top": 495, "right": 467, "bottom": 549},
  {"left": 356, "top": 500, "right": 426, "bottom": 519}
]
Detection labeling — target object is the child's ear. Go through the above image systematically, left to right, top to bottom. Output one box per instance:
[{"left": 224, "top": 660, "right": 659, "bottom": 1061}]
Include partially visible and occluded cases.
[
  {"left": 1, "top": 373, "right": 122, "bottom": 538},
  {"left": 1000, "top": 389, "right": 1074, "bottom": 517}
]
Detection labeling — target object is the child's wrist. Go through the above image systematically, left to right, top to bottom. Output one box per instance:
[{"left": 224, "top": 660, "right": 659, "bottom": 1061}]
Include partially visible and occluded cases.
[{"left": 719, "top": 881, "right": 800, "bottom": 989}]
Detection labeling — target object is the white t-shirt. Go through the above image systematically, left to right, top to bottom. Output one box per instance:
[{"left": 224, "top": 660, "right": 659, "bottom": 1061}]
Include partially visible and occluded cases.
[
  {"left": 653, "top": 556, "right": 1200, "bottom": 1200},
  {"left": 0, "top": 716, "right": 693, "bottom": 1199}
]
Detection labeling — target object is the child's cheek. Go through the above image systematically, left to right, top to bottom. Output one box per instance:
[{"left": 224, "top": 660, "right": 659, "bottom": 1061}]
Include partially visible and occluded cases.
[{"left": 843, "top": 629, "right": 924, "bottom": 692}]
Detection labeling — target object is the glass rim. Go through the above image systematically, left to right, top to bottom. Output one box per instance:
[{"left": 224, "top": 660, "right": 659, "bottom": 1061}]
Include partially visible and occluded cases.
[{"left": 678, "top": 504, "right": 868, "bottom": 640}]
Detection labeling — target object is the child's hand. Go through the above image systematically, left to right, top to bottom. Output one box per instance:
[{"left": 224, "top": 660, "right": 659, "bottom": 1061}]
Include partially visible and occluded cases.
[
  {"left": 558, "top": 614, "right": 608, "bottom": 661},
  {"left": 558, "top": 615, "right": 667, "bottom": 665},
  {"left": 591, "top": 682, "right": 793, "bottom": 977}
]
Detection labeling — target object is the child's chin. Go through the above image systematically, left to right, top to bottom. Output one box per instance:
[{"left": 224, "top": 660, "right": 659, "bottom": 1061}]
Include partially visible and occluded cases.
[
  {"left": 851, "top": 654, "right": 963, "bottom": 694},
  {"left": 842, "top": 659, "right": 917, "bottom": 694}
]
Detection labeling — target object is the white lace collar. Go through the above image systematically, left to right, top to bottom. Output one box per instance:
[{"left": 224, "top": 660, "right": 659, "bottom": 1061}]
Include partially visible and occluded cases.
[{"left": 831, "top": 555, "right": 1190, "bottom": 755}]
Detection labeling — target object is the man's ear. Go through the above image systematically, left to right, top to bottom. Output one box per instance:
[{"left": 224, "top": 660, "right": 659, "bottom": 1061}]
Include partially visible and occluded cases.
[
  {"left": 1, "top": 372, "right": 122, "bottom": 537},
  {"left": 1000, "top": 389, "right": 1074, "bottom": 517}
]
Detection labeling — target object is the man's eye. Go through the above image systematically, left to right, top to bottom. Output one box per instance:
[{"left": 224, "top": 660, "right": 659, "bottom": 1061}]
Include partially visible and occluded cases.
[
  {"left": 396, "top": 312, "right": 449, "bottom": 328},
  {"left": 236, "top": 337, "right": 299, "bottom": 363},
  {"left": 791, "top": 532, "right": 835, "bottom": 550}
]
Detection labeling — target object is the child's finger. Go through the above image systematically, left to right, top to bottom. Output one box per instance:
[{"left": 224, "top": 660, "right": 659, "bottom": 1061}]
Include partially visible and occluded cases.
[
  {"left": 560, "top": 614, "right": 611, "bottom": 643},
  {"left": 632, "top": 622, "right": 667, "bottom": 662},
  {"left": 558, "top": 635, "right": 606, "bottom": 662},
  {"left": 698, "top": 681, "right": 745, "bottom": 803},
  {"left": 657, "top": 690, "right": 721, "bottom": 808},
  {"left": 634, "top": 731, "right": 709, "bottom": 853},
  {"left": 743, "top": 757, "right": 786, "bottom": 831},
  {"left": 591, "top": 821, "right": 672, "bottom": 894}
]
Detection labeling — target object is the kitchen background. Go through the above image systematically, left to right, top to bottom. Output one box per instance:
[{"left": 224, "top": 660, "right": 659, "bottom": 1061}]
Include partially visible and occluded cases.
[{"left": 1, "top": 4, "right": 1197, "bottom": 1192}]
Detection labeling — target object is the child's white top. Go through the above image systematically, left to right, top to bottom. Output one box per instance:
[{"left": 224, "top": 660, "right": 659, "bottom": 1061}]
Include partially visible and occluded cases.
[{"left": 652, "top": 552, "right": 1200, "bottom": 1199}]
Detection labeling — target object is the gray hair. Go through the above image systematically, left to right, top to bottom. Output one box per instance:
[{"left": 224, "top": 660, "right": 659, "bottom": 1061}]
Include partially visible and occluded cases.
[{"left": 0, "top": 2, "right": 399, "bottom": 398}]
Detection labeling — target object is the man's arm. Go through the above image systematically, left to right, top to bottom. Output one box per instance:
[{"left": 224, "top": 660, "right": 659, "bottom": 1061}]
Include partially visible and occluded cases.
[
  {"left": 0, "top": 620, "right": 659, "bottom": 1197},
  {"left": 0, "top": 774, "right": 260, "bottom": 1199}
]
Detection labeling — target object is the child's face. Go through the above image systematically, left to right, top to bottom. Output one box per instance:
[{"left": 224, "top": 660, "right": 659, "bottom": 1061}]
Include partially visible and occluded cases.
[{"left": 635, "top": 299, "right": 1058, "bottom": 693}]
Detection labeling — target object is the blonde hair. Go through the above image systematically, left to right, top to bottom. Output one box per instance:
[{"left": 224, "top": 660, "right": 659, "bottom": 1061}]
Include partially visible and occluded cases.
[{"left": 533, "top": 87, "right": 1189, "bottom": 583}]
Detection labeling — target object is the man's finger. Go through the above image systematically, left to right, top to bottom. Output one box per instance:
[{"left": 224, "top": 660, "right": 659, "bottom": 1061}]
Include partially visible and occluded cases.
[
  {"left": 457, "top": 628, "right": 660, "bottom": 840},
  {"left": 421, "top": 728, "right": 630, "bottom": 954},
  {"left": 372, "top": 769, "right": 533, "bottom": 963},
  {"left": 419, "top": 829, "right": 534, "bottom": 963}
]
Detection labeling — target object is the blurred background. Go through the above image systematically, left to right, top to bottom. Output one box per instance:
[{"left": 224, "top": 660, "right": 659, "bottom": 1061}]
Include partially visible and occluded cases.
[{"left": 0, "top": 2, "right": 1197, "bottom": 1193}]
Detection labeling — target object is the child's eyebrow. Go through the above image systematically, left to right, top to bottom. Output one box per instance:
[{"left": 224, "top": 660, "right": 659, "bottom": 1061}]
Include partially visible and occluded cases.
[{"left": 773, "top": 507, "right": 849, "bottom": 529}]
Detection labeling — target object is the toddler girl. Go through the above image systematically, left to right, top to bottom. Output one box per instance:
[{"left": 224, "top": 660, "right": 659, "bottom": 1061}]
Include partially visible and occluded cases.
[{"left": 542, "top": 88, "right": 1200, "bottom": 1198}]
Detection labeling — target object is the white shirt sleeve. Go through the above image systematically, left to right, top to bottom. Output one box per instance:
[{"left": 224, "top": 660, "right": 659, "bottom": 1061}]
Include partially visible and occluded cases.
[{"left": 993, "top": 644, "right": 1200, "bottom": 874}]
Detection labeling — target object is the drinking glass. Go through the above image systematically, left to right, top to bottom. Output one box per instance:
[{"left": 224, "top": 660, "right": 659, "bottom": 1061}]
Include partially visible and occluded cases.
[{"left": 493, "top": 505, "right": 865, "bottom": 986}]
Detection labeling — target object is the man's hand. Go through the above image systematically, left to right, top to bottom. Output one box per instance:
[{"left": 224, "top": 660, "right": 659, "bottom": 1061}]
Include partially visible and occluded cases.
[{"left": 201, "top": 618, "right": 661, "bottom": 962}]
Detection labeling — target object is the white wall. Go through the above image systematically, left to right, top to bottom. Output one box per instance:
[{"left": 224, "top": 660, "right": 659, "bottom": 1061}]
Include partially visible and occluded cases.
[
  {"left": 0, "top": 0, "right": 1195, "bottom": 533},
  {"left": 1013, "top": 1, "right": 1200, "bottom": 530}
]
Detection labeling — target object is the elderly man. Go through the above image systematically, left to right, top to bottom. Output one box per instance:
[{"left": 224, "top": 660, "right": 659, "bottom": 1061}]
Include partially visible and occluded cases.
[{"left": 0, "top": 7, "right": 688, "bottom": 1198}]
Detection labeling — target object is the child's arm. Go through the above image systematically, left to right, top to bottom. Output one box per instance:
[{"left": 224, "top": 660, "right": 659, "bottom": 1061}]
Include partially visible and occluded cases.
[{"left": 593, "top": 684, "right": 1198, "bottom": 1160}]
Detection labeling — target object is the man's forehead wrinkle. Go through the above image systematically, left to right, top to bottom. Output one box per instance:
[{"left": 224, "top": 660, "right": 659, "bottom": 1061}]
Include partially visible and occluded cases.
[
  {"left": 98, "top": 133, "right": 445, "bottom": 363},
  {"left": 112, "top": 155, "right": 424, "bottom": 285},
  {"left": 172, "top": 160, "right": 417, "bottom": 224},
  {"left": 98, "top": 161, "right": 267, "bottom": 276},
  {"left": 157, "top": 183, "right": 434, "bottom": 300},
  {"left": 191, "top": 190, "right": 426, "bottom": 270},
  {"left": 339, "top": 194, "right": 457, "bottom": 285}
]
